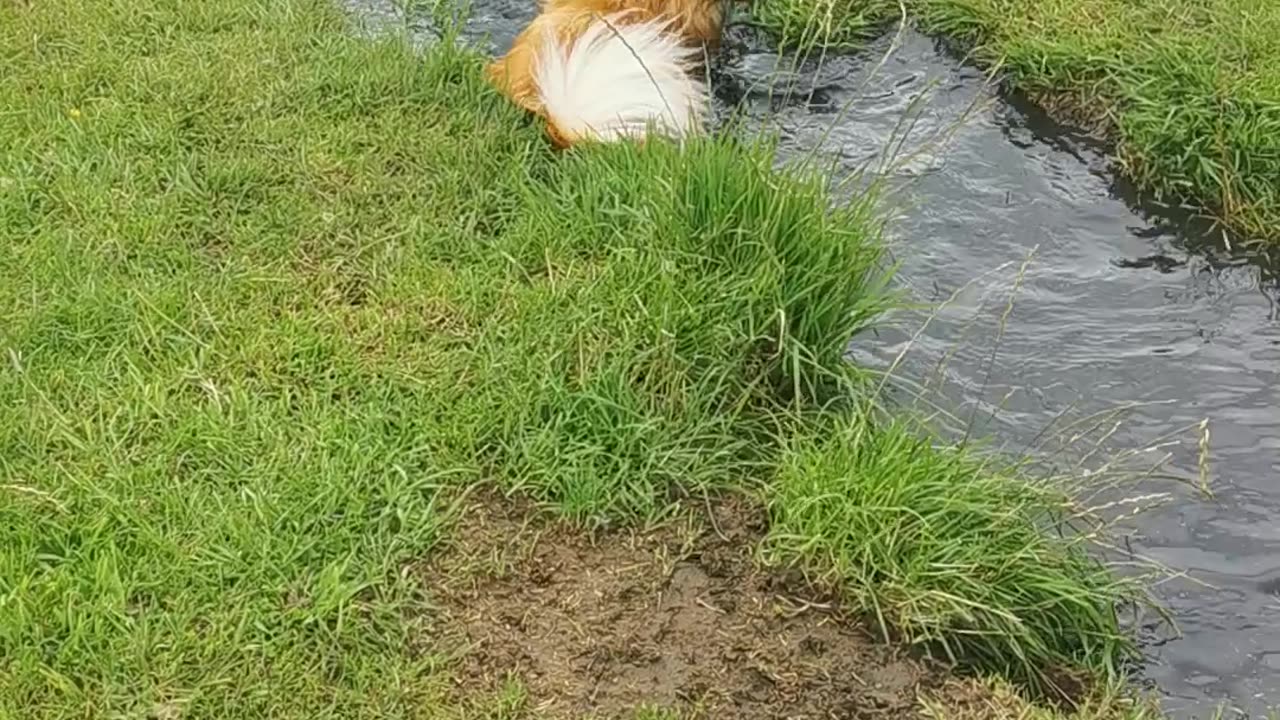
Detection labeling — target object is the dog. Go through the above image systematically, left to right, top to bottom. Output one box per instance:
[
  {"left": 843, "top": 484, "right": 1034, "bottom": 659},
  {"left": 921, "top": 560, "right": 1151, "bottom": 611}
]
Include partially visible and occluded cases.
[{"left": 485, "top": 0, "right": 726, "bottom": 147}]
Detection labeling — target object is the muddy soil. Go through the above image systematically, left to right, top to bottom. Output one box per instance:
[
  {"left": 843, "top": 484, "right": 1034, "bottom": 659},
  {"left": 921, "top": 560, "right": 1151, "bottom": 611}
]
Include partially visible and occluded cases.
[{"left": 421, "top": 494, "right": 987, "bottom": 719}]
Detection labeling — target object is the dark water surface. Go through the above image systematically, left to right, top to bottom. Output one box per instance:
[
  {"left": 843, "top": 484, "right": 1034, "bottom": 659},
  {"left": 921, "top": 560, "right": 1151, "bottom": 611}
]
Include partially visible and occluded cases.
[{"left": 344, "top": 2, "right": 1280, "bottom": 714}]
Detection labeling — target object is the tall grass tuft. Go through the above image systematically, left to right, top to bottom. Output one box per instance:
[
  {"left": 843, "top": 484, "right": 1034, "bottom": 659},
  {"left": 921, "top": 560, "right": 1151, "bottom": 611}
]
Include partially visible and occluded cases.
[
  {"left": 752, "top": 0, "right": 893, "bottom": 51},
  {"left": 456, "top": 139, "right": 892, "bottom": 519},
  {"left": 764, "top": 411, "right": 1146, "bottom": 695}
]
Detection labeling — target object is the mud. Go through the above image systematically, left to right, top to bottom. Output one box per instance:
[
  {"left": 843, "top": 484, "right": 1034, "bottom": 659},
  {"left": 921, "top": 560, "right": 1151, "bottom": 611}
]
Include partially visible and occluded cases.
[{"left": 424, "top": 495, "right": 961, "bottom": 718}]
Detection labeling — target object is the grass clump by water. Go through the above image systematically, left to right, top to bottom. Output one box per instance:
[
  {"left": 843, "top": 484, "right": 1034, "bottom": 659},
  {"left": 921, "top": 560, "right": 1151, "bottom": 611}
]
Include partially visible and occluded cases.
[
  {"left": 2, "top": 0, "right": 1148, "bottom": 716},
  {"left": 748, "top": 0, "right": 1280, "bottom": 244},
  {"left": 751, "top": 0, "right": 893, "bottom": 51},
  {"left": 452, "top": 138, "right": 890, "bottom": 520},
  {"left": 765, "top": 413, "right": 1141, "bottom": 696}
]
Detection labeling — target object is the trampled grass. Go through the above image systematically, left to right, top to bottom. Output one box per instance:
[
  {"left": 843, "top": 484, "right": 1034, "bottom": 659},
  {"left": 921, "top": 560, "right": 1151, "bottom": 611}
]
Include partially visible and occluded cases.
[
  {"left": 2, "top": 0, "right": 1152, "bottom": 716},
  {"left": 749, "top": 0, "right": 1280, "bottom": 244}
]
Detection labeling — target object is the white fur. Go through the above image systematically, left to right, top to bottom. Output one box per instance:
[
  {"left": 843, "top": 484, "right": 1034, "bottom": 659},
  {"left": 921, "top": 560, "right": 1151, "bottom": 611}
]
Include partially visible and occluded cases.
[{"left": 533, "top": 14, "right": 706, "bottom": 143}]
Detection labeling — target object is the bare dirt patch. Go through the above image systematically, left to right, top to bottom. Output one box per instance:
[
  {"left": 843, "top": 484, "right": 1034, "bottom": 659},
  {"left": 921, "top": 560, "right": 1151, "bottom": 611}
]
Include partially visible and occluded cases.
[{"left": 422, "top": 492, "right": 970, "bottom": 719}]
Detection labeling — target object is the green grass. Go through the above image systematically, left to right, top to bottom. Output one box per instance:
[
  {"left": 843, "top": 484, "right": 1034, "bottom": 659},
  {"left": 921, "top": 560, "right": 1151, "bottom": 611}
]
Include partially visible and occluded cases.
[
  {"left": 2, "top": 0, "right": 1149, "bottom": 716},
  {"left": 749, "top": 0, "right": 1280, "bottom": 245},
  {"left": 765, "top": 412, "right": 1141, "bottom": 694}
]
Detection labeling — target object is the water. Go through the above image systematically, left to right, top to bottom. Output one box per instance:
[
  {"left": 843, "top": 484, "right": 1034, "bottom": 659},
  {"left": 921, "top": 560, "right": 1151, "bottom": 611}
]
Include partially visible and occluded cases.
[{"left": 345, "top": 2, "right": 1280, "bottom": 714}]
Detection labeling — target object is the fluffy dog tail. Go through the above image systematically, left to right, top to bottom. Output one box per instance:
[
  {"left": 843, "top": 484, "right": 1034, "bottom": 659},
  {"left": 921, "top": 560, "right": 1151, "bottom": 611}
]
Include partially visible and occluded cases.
[{"left": 532, "top": 13, "right": 707, "bottom": 147}]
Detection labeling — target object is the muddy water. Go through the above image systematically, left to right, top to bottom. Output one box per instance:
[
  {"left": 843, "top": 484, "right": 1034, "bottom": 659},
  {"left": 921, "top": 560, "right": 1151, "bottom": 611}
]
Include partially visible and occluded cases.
[{"left": 344, "top": 2, "right": 1280, "bottom": 715}]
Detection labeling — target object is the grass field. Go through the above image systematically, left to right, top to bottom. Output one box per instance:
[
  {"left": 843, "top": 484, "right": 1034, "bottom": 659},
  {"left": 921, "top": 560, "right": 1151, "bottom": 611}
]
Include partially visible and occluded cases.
[
  {"left": 1, "top": 0, "right": 1153, "bottom": 716},
  {"left": 751, "top": 0, "right": 1280, "bottom": 245}
]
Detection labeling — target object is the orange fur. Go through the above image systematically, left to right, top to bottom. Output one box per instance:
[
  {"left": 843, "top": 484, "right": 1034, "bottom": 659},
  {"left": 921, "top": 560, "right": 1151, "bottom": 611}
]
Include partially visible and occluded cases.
[{"left": 486, "top": 0, "right": 725, "bottom": 146}]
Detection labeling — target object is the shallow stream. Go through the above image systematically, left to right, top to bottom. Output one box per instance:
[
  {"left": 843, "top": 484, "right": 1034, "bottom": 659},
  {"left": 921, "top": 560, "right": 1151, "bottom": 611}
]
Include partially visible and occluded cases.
[{"left": 344, "top": 2, "right": 1280, "bottom": 714}]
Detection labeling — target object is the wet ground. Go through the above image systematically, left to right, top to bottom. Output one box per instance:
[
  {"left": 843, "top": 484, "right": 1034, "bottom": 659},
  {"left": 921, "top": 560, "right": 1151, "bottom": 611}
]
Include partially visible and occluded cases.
[{"left": 344, "top": 2, "right": 1280, "bottom": 715}]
